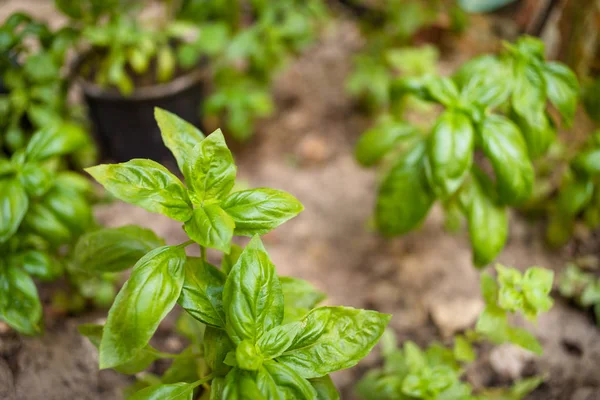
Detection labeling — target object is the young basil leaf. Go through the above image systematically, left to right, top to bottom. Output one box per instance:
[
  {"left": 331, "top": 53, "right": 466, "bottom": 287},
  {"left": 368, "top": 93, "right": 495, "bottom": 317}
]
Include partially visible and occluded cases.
[
  {"left": 454, "top": 55, "right": 511, "bottom": 108},
  {"left": 512, "top": 61, "right": 545, "bottom": 117},
  {"left": 541, "top": 62, "right": 579, "bottom": 126},
  {"left": 422, "top": 76, "right": 460, "bottom": 106},
  {"left": 155, "top": 107, "right": 205, "bottom": 180},
  {"left": 510, "top": 108, "right": 554, "bottom": 159},
  {"left": 426, "top": 111, "right": 474, "bottom": 198},
  {"left": 479, "top": 115, "right": 534, "bottom": 205},
  {"left": 354, "top": 118, "right": 417, "bottom": 166},
  {"left": 25, "top": 122, "right": 87, "bottom": 162},
  {"left": 189, "top": 129, "right": 236, "bottom": 203},
  {"left": 376, "top": 142, "right": 434, "bottom": 235},
  {"left": 572, "top": 148, "right": 600, "bottom": 177},
  {"left": 86, "top": 159, "right": 193, "bottom": 222},
  {"left": 20, "top": 163, "right": 54, "bottom": 198},
  {"left": 463, "top": 172, "right": 508, "bottom": 267},
  {"left": 0, "top": 178, "right": 28, "bottom": 243},
  {"left": 556, "top": 178, "right": 593, "bottom": 217},
  {"left": 42, "top": 186, "right": 94, "bottom": 234},
  {"left": 221, "top": 188, "right": 303, "bottom": 236},
  {"left": 22, "top": 202, "right": 72, "bottom": 245},
  {"left": 184, "top": 205, "right": 235, "bottom": 252},
  {"left": 73, "top": 225, "right": 165, "bottom": 273},
  {"left": 223, "top": 236, "right": 284, "bottom": 344},
  {"left": 221, "top": 243, "right": 243, "bottom": 275},
  {"left": 99, "top": 246, "right": 186, "bottom": 369},
  {"left": 13, "top": 250, "right": 63, "bottom": 281},
  {"left": 178, "top": 257, "right": 226, "bottom": 328},
  {"left": 0, "top": 265, "right": 42, "bottom": 335},
  {"left": 522, "top": 267, "right": 554, "bottom": 315},
  {"left": 280, "top": 276, "right": 326, "bottom": 323},
  {"left": 475, "top": 304, "right": 509, "bottom": 344},
  {"left": 276, "top": 306, "right": 391, "bottom": 379},
  {"left": 257, "top": 322, "right": 302, "bottom": 359},
  {"left": 78, "top": 324, "right": 158, "bottom": 375},
  {"left": 204, "top": 326, "right": 235, "bottom": 377},
  {"left": 507, "top": 327, "right": 543, "bottom": 355},
  {"left": 256, "top": 361, "right": 317, "bottom": 399},
  {"left": 222, "top": 368, "right": 266, "bottom": 400},
  {"left": 309, "top": 375, "right": 340, "bottom": 400},
  {"left": 129, "top": 382, "right": 195, "bottom": 400}
]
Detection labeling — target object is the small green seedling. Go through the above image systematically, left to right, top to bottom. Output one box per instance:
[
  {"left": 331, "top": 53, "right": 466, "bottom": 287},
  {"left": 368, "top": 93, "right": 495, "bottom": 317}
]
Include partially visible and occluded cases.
[
  {"left": 355, "top": 36, "right": 580, "bottom": 267},
  {"left": 78, "top": 108, "right": 391, "bottom": 399},
  {"left": 559, "top": 263, "right": 600, "bottom": 325},
  {"left": 357, "top": 265, "right": 553, "bottom": 400}
]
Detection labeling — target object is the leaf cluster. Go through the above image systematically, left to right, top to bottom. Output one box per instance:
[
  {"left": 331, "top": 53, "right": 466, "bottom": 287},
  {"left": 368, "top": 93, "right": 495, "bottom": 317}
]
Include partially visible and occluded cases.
[
  {"left": 355, "top": 36, "right": 580, "bottom": 267},
  {"left": 81, "top": 108, "right": 391, "bottom": 399},
  {"left": 558, "top": 263, "right": 600, "bottom": 325}
]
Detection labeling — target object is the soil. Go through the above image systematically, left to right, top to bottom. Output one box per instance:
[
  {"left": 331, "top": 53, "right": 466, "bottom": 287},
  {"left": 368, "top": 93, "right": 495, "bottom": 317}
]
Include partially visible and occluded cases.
[{"left": 1, "top": 3, "right": 600, "bottom": 400}]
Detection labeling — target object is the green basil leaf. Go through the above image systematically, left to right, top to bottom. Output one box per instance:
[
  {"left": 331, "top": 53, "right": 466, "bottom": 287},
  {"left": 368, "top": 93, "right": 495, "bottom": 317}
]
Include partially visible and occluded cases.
[
  {"left": 454, "top": 55, "right": 511, "bottom": 108},
  {"left": 512, "top": 60, "right": 545, "bottom": 114},
  {"left": 541, "top": 62, "right": 579, "bottom": 126},
  {"left": 423, "top": 76, "right": 460, "bottom": 106},
  {"left": 155, "top": 107, "right": 205, "bottom": 180},
  {"left": 510, "top": 108, "right": 554, "bottom": 159},
  {"left": 426, "top": 111, "right": 474, "bottom": 198},
  {"left": 479, "top": 115, "right": 534, "bottom": 205},
  {"left": 354, "top": 118, "right": 417, "bottom": 166},
  {"left": 25, "top": 122, "right": 87, "bottom": 162},
  {"left": 189, "top": 129, "right": 236, "bottom": 203},
  {"left": 377, "top": 142, "right": 434, "bottom": 235},
  {"left": 572, "top": 148, "right": 600, "bottom": 176},
  {"left": 86, "top": 159, "right": 192, "bottom": 222},
  {"left": 20, "top": 163, "right": 54, "bottom": 198},
  {"left": 463, "top": 172, "right": 508, "bottom": 267},
  {"left": 0, "top": 178, "right": 28, "bottom": 243},
  {"left": 556, "top": 178, "right": 593, "bottom": 217},
  {"left": 41, "top": 185, "right": 93, "bottom": 234},
  {"left": 221, "top": 188, "right": 303, "bottom": 236},
  {"left": 22, "top": 202, "right": 72, "bottom": 245},
  {"left": 184, "top": 205, "right": 235, "bottom": 252},
  {"left": 73, "top": 225, "right": 165, "bottom": 273},
  {"left": 223, "top": 236, "right": 284, "bottom": 344},
  {"left": 221, "top": 243, "right": 243, "bottom": 275},
  {"left": 99, "top": 246, "right": 186, "bottom": 369},
  {"left": 14, "top": 250, "right": 62, "bottom": 281},
  {"left": 178, "top": 257, "right": 226, "bottom": 328},
  {"left": 0, "top": 265, "right": 42, "bottom": 335},
  {"left": 522, "top": 267, "right": 554, "bottom": 314},
  {"left": 280, "top": 276, "right": 326, "bottom": 323},
  {"left": 475, "top": 305, "right": 509, "bottom": 343},
  {"left": 276, "top": 306, "right": 391, "bottom": 379},
  {"left": 257, "top": 322, "right": 302, "bottom": 359},
  {"left": 78, "top": 324, "right": 158, "bottom": 375},
  {"left": 204, "top": 326, "right": 235, "bottom": 377},
  {"left": 507, "top": 327, "right": 543, "bottom": 355},
  {"left": 453, "top": 335, "right": 475, "bottom": 362},
  {"left": 161, "top": 347, "right": 200, "bottom": 384},
  {"left": 256, "top": 361, "right": 317, "bottom": 399},
  {"left": 222, "top": 368, "right": 266, "bottom": 400},
  {"left": 310, "top": 375, "right": 340, "bottom": 400},
  {"left": 210, "top": 377, "right": 226, "bottom": 400},
  {"left": 129, "top": 382, "right": 195, "bottom": 400}
]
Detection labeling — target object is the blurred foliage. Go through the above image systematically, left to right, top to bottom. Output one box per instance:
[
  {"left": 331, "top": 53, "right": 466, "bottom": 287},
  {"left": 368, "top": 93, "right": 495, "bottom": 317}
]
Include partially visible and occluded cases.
[{"left": 559, "top": 263, "right": 600, "bottom": 326}]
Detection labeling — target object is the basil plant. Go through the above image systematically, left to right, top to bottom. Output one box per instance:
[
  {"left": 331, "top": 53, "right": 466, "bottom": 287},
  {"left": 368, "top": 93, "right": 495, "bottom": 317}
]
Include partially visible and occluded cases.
[
  {"left": 355, "top": 36, "right": 580, "bottom": 267},
  {"left": 79, "top": 108, "right": 391, "bottom": 399},
  {"left": 357, "top": 265, "right": 554, "bottom": 400}
]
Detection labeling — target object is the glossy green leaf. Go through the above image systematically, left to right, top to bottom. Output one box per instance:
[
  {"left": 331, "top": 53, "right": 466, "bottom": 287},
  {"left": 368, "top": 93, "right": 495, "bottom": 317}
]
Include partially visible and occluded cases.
[
  {"left": 454, "top": 55, "right": 511, "bottom": 108},
  {"left": 541, "top": 62, "right": 579, "bottom": 126},
  {"left": 423, "top": 76, "right": 460, "bottom": 106},
  {"left": 155, "top": 107, "right": 205, "bottom": 180},
  {"left": 511, "top": 108, "right": 554, "bottom": 159},
  {"left": 426, "top": 111, "right": 474, "bottom": 198},
  {"left": 479, "top": 115, "right": 534, "bottom": 205},
  {"left": 355, "top": 118, "right": 417, "bottom": 166},
  {"left": 25, "top": 123, "right": 87, "bottom": 162},
  {"left": 189, "top": 129, "right": 236, "bottom": 203},
  {"left": 376, "top": 142, "right": 434, "bottom": 235},
  {"left": 572, "top": 149, "right": 600, "bottom": 177},
  {"left": 87, "top": 159, "right": 192, "bottom": 222},
  {"left": 20, "top": 163, "right": 54, "bottom": 198},
  {"left": 463, "top": 172, "right": 508, "bottom": 267},
  {"left": 0, "top": 178, "right": 28, "bottom": 242},
  {"left": 556, "top": 178, "right": 593, "bottom": 217},
  {"left": 43, "top": 185, "right": 93, "bottom": 234},
  {"left": 221, "top": 188, "right": 303, "bottom": 236},
  {"left": 22, "top": 202, "right": 72, "bottom": 245},
  {"left": 184, "top": 205, "right": 235, "bottom": 252},
  {"left": 73, "top": 225, "right": 165, "bottom": 273},
  {"left": 223, "top": 236, "right": 284, "bottom": 344},
  {"left": 99, "top": 246, "right": 186, "bottom": 369},
  {"left": 14, "top": 250, "right": 62, "bottom": 281},
  {"left": 178, "top": 258, "right": 226, "bottom": 328},
  {"left": 0, "top": 265, "right": 42, "bottom": 335},
  {"left": 522, "top": 267, "right": 554, "bottom": 315},
  {"left": 280, "top": 276, "right": 326, "bottom": 323},
  {"left": 277, "top": 306, "right": 391, "bottom": 379},
  {"left": 257, "top": 322, "right": 302, "bottom": 359},
  {"left": 204, "top": 326, "right": 235, "bottom": 377},
  {"left": 507, "top": 327, "right": 543, "bottom": 355},
  {"left": 256, "top": 361, "right": 317, "bottom": 399},
  {"left": 222, "top": 368, "right": 265, "bottom": 400},
  {"left": 310, "top": 375, "right": 340, "bottom": 400},
  {"left": 129, "top": 382, "right": 195, "bottom": 400}
]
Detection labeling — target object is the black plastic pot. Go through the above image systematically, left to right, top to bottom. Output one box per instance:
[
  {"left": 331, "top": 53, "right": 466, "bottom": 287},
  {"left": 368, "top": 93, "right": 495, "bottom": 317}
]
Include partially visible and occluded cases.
[{"left": 78, "top": 68, "right": 206, "bottom": 163}]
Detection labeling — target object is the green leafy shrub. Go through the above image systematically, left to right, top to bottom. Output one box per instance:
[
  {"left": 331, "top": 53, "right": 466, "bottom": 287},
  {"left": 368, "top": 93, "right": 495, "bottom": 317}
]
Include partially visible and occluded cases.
[
  {"left": 355, "top": 36, "right": 580, "bottom": 267},
  {"left": 79, "top": 108, "right": 390, "bottom": 398},
  {"left": 559, "top": 263, "right": 600, "bottom": 325},
  {"left": 357, "top": 265, "right": 553, "bottom": 400}
]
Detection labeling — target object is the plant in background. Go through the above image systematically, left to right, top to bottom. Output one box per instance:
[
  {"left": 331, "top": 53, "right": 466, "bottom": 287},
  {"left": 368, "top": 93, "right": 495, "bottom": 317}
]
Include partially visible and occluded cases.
[
  {"left": 346, "top": 0, "right": 466, "bottom": 111},
  {"left": 355, "top": 36, "right": 580, "bottom": 267},
  {"left": 78, "top": 107, "right": 390, "bottom": 398},
  {"left": 559, "top": 263, "right": 600, "bottom": 325},
  {"left": 357, "top": 265, "right": 553, "bottom": 400}
]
